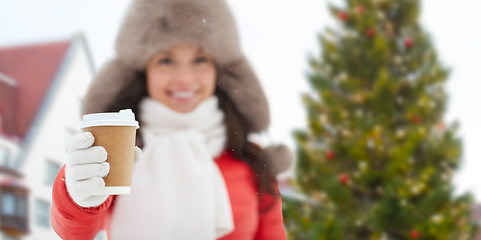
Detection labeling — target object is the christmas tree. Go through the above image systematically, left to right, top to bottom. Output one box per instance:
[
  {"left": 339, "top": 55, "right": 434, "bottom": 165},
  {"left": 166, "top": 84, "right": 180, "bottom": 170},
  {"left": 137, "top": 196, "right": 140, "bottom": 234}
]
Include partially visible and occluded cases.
[{"left": 282, "top": 0, "right": 477, "bottom": 239}]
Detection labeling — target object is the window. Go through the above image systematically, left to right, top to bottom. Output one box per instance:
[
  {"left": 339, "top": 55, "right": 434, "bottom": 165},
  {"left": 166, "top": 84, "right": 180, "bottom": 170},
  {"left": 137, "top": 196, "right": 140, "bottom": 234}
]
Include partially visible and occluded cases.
[
  {"left": 0, "top": 147, "right": 10, "bottom": 167},
  {"left": 45, "top": 160, "right": 62, "bottom": 186},
  {"left": 0, "top": 186, "right": 29, "bottom": 234},
  {"left": 2, "top": 193, "right": 15, "bottom": 216},
  {"left": 17, "top": 197, "right": 27, "bottom": 218},
  {"left": 35, "top": 199, "right": 50, "bottom": 228}
]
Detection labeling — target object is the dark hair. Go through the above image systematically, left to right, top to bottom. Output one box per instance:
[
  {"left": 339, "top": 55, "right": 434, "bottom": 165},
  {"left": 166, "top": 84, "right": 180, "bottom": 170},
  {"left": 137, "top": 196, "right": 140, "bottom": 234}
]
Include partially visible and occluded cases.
[{"left": 105, "top": 71, "right": 279, "bottom": 208}]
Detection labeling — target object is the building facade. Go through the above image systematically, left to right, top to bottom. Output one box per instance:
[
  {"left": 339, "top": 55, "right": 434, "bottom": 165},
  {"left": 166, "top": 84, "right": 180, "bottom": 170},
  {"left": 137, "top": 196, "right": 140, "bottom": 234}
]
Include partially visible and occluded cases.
[{"left": 0, "top": 34, "right": 95, "bottom": 239}]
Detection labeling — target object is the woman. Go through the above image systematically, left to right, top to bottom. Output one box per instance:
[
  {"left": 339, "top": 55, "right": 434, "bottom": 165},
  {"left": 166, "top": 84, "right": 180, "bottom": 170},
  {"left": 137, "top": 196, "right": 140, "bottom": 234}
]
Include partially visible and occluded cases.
[{"left": 51, "top": 0, "right": 292, "bottom": 239}]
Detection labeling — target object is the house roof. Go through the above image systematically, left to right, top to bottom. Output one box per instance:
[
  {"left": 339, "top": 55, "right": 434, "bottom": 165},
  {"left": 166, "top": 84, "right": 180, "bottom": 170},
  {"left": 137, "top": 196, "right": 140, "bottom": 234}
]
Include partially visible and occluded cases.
[{"left": 0, "top": 40, "right": 71, "bottom": 141}]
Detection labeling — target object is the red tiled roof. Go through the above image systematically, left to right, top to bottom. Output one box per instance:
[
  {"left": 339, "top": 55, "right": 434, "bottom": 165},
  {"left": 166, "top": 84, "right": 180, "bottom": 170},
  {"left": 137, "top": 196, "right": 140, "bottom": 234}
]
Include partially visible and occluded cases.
[{"left": 0, "top": 40, "right": 71, "bottom": 141}]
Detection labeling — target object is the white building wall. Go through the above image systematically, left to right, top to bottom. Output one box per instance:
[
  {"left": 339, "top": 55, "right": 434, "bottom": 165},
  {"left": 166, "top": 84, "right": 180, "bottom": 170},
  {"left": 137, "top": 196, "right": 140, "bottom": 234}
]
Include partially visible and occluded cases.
[{"left": 20, "top": 41, "right": 93, "bottom": 240}]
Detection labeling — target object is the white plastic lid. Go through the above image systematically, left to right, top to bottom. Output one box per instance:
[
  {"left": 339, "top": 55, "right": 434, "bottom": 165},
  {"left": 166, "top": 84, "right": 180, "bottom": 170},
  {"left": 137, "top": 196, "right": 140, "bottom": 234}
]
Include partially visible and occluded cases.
[{"left": 80, "top": 109, "right": 140, "bottom": 129}]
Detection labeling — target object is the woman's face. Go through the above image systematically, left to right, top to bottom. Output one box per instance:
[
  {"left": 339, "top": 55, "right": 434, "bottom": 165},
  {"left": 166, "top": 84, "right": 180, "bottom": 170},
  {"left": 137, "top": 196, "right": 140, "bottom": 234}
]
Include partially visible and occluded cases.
[{"left": 146, "top": 44, "right": 217, "bottom": 113}]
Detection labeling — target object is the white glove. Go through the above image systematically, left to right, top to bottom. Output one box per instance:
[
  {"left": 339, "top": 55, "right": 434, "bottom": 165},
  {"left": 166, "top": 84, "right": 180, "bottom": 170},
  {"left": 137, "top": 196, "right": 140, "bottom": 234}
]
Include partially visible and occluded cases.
[{"left": 65, "top": 131, "right": 142, "bottom": 208}]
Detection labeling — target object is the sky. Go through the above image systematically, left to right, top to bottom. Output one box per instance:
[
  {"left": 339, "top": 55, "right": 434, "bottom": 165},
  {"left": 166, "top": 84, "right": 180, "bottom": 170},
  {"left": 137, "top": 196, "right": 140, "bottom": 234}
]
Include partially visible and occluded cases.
[{"left": 1, "top": 0, "right": 480, "bottom": 200}]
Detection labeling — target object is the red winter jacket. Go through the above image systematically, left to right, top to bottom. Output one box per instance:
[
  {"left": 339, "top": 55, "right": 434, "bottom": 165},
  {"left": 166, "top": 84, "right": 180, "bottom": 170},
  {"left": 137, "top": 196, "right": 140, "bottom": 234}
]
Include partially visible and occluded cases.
[{"left": 51, "top": 150, "right": 286, "bottom": 240}]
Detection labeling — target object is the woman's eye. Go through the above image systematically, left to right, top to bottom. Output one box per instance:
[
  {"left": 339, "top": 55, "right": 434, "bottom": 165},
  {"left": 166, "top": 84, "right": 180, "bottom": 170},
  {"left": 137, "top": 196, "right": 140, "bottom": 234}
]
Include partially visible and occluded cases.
[
  {"left": 195, "top": 57, "right": 208, "bottom": 63},
  {"left": 158, "top": 58, "right": 172, "bottom": 64}
]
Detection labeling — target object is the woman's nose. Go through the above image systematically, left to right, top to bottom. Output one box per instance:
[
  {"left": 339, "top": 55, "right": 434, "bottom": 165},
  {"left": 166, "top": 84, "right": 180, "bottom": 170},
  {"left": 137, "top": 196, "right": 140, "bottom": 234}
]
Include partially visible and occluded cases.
[{"left": 173, "top": 65, "right": 195, "bottom": 84}]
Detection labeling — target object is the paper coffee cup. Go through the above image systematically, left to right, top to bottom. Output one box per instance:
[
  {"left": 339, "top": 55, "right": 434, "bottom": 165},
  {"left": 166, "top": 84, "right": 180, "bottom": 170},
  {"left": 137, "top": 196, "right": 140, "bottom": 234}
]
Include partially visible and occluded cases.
[{"left": 80, "top": 109, "right": 139, "bottom": 195}]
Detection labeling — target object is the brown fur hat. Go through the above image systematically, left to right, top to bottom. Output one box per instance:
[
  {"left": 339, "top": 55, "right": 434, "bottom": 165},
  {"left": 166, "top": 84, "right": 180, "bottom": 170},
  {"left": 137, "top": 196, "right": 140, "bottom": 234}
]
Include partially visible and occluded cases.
[
  {"left": 81, "top": 0, "right": 293, "bottom": 174},
  {"left": 82, "top": 0, "right": 268, "bottom": 133}
]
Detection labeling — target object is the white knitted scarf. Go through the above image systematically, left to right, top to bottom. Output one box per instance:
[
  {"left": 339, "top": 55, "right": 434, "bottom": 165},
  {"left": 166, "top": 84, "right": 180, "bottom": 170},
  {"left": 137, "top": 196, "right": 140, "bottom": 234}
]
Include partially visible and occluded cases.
[{"left": 110, "top": 97, "right": 234, "bottom": 239}]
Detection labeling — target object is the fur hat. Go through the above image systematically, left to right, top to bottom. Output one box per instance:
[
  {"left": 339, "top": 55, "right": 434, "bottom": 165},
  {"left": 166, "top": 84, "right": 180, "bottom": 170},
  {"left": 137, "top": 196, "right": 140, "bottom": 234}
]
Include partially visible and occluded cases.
[{"left": 81, "top": 0, "right": 293, "bottom": 174}]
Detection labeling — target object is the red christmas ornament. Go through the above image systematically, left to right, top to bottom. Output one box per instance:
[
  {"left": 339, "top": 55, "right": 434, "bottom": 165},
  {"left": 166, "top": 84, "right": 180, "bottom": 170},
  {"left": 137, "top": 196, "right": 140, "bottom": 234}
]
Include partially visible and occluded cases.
[
  {"left": 356, "top": 5, "right": 365, "bottom": 14},
  {"left": 338, "top": 11, "right": 348, "bottom": 21},
  {"left": 366, "top": 28, "right": 376, "bottom": 38},
  {"left": 405, "top": 37, "right": 414, "bottom": 48},
  {"left": 412, "top": 116, "right": 422, "bottom": 124},
  {"left": 326, "top": 150, "right": 336, "bottom": 160},
  {"left": 339, "top": 174, "right": 349, "bottom": 184},
  {"left": 409, "top": 230, "right": 419, "bottom": 239}
]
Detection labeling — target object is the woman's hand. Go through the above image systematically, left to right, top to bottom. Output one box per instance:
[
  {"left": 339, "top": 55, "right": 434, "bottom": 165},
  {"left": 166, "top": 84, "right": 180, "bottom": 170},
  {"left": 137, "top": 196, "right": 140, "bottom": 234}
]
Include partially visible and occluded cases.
[
  {"left": 65, "top": 132, "right": 142, "bottom": 208},
  {"left": 65, "top": 132, "right": 110, "bottom": 207}
]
